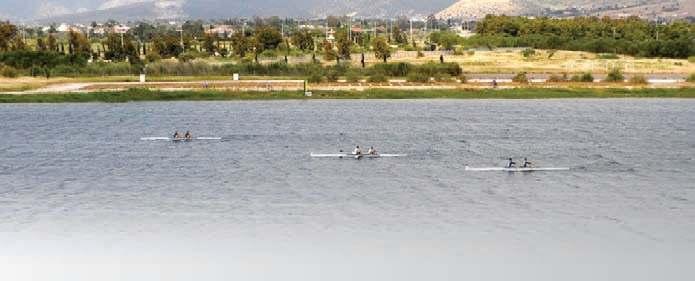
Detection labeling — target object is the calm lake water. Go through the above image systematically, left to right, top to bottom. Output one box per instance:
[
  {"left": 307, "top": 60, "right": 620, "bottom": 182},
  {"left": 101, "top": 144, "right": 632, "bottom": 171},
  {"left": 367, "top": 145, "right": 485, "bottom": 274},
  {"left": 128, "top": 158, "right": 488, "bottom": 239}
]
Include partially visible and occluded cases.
[{"left": 1, "top": 100, "right": 694, "bottom": 281}]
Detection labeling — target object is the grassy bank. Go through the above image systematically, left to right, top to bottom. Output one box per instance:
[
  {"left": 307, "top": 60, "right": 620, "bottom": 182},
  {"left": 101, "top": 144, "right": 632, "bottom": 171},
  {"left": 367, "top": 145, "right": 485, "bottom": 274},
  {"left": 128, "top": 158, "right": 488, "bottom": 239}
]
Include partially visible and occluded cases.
[{"left": 1, "top": 87, "right": 694, "bottom": 103}]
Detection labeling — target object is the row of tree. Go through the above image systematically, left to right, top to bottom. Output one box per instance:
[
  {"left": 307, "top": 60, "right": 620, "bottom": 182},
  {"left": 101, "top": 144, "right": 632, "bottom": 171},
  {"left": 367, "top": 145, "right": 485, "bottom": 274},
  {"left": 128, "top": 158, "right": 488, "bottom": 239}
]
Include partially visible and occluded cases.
[{"left": 471, "top": 15, "right": 695, "bottom": 58}]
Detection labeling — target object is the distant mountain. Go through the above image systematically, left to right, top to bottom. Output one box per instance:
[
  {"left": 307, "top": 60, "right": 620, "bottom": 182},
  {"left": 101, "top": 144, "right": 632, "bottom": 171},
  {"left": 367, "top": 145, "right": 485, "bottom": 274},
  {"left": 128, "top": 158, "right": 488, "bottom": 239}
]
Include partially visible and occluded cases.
[
  {"left": 36, "top": 0, "right": 457, "bottom": 23},
  {"left": 436, "top": 0, "right": 693, "bottom": 19},
  {"left": 436, "top": 0, "right": 535, "bottom": 19},
  {"left": 36, "top": 1, "right": 185, "bottom": 23}
]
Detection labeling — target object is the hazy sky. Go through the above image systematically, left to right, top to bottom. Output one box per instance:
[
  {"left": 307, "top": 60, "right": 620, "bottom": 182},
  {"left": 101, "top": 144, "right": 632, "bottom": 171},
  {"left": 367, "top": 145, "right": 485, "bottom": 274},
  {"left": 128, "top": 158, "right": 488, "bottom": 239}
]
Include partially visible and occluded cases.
[{"left": 0, "top": 1, "right": 170, "bottom": 19}]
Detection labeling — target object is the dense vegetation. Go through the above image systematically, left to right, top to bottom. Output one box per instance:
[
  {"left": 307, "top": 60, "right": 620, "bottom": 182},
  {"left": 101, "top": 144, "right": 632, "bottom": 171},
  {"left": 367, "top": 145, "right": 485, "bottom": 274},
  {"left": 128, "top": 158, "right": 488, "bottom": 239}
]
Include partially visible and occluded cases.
[{"left": 467, "top": 15, "right": 695, "bottom": 58}]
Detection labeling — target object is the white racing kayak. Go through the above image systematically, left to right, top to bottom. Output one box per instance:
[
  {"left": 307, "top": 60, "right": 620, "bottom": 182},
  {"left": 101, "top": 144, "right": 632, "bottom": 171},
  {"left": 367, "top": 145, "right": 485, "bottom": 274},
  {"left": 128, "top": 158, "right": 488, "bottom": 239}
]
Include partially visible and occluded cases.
[
  {"left": 141, "top": 137, "right": 222, "bottom": 141},
  {"left": 311, "top": 153, "right": 407, "bottom": 158},
  {"left": 465, "top": 166, "right": 570, "bottom": 172}
]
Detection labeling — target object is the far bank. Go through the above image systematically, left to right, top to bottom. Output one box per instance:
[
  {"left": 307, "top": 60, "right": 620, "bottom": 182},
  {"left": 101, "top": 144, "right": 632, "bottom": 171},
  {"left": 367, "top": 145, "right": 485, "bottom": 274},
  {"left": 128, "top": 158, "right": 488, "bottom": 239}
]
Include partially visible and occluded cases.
[{"left": 1, "top": 88, "right": 695, "bottom": 103}]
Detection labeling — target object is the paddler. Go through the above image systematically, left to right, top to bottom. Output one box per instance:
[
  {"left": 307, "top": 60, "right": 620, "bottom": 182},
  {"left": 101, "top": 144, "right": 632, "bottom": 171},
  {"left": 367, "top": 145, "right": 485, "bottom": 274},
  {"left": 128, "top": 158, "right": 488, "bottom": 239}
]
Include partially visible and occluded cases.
[
  {"left": 173, "top": 131, "right": 182, "bottom": 139},
  {"left": 184, "top": 131, "right": 193, "bottom": 140},
  {"left": 353, "top": 146, "right": 362, "bottom": 155},
  {"left": 367, "top": 146, "right": 377, "bottom": 155},
  {"left": 507, "top": 158, "right": 516, "bottom": 168},
  {"left": 522, "top": 158, "right": 532, "bottom": 168}
]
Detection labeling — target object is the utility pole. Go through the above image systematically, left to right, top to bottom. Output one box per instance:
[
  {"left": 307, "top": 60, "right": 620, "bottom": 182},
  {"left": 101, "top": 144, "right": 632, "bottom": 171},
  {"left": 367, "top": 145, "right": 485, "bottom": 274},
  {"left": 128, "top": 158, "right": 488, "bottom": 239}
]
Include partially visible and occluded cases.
[
  {"left": 348, "top": 16, "right": 351, "bottom": 42},
  {"left": 388, "top": 19, "right": 392, "bottom": 42},
  {"left": 409, "top": 19, "right": 413, "bottom": 44},
  {"left": 179, "top": 28, "right": 184, "bottom": 49}
]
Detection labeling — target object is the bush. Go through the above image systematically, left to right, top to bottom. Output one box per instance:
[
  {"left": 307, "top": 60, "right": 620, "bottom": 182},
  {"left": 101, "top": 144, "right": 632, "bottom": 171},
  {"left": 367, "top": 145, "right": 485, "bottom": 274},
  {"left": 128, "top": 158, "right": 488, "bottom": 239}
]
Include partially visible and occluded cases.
[
  {"left": 219, "top": 48, "right": 229, "bottom": 57},
  {"left": 521, "top": 48, "right": 536, "bottom": 58},
  {"left": 260, "top": 49, "right": 278, "bottom": 58},
  {"left": 467, "top": 50, "right": 475, "bottom": 56},
  {"left": 177, "top": 51, "right": 203, "bottom": 63},
  {"left": 416, "top": 51, "right": 425, "bottom": 58},
  {"left": 146, "top": 53, "right": 161, "bottom": 63},
  {"left": 598, "top": 53, "right": 619, "bottom": 59},
  {"left": 688, "top": 56, "right": 695, "bottom": 63},
  {"left": 415, "top": 62, "right": 462, "bottom": 77},
  {"left": 370, "top": 63, "right": 411, "bottom": 77},
  {"left": 0, "top": 65, "right": 19, "bottom": 78},
  {"left": 325, "top": 68, "right": 339, "bottom": 82},
  {"left": 604, "top": 68, "right": 625, "bottom": 82},
  {"left": 307, "top": 71, "right": 323, "bottom": 83},
  {"left": 345, "top": 71, "right": 362, "bottom": 83},
  {"left": 406, "top": 72, "right": 430, "bottom": 83},
  {"left": 512, "top": 72, "right": 529, "bottom": 83},
  {"left": 571, "top": 72, "right": 594, "bottom": 82},
  {"left": 367, "top": 73, "right": 388, "bottom": 83},
  {"left": 434, "top": 73, "right": 453, "bottom": 82},
  {"left": 547, "top": 73, "right": 568, "bottom": 82},
  {"left": 687, "top": 73, "right": 695, "bottom": 83},
  {"left": 459, "top": 74, "right": 468, "bottom": 83},
  {"left": 628, "top": 75, "right": 648, "bottom": 84}
]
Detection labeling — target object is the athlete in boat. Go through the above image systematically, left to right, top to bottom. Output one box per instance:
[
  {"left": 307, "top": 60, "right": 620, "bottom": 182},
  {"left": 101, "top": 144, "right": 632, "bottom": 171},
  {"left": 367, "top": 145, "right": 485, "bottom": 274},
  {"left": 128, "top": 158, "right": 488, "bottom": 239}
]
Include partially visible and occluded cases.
[
  {"left": 173, "top": 131, "right": 182, "bottom": 139},
  {"left": 184, "top": 131, "right": 192, "bottom": 140},
  {"left": 353, "top": 146, "right": 362, "bottom": 155},
  {"left": 367, "top": 147, "right": 377, "bottom": 155},
  {"left": 507, "top": 158, "right": 517, "bottom": 168},
  {"left": 522, "top": 158, "right": 532, "bottom": 168}
]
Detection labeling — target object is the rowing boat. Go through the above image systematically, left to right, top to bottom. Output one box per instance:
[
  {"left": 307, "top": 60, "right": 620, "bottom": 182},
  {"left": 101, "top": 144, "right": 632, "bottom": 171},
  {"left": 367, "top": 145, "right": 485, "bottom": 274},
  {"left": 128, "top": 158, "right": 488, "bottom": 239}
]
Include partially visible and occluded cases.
[
  {"left": 141, "top": 137, "right": 222, "bottom": 141},
  {"left": 310, "top": 153, "right": 407, "bottom": 158},
  {"left": 465, "top": 166, "right": 570, "bottom": 172}
]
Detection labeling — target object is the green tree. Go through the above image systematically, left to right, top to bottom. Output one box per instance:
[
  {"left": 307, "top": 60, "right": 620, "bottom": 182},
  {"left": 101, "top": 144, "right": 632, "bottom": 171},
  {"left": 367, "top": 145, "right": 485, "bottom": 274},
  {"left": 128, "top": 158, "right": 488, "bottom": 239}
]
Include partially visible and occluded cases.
[
  {"left": 181, "top": 20, "right": 205, "bottom": 38},
  {"left": 0, "top": 22, "right": 18, "bottom": 51},
  {"left": 254, "top": 25, "right": 282, "bottom": 51},
  {"left": 392, "top": 26, "right": 407, "bottom": 45},
  {"left": 291, "top": 29, "right": 315, "bottom": 51},
  {"left": 336, "top": 30, "right": 352, "bottom": 60},
  {"left": 68, "top": 31, "right": 91, "bottom": 57},
  {"left": 231, "top": 31, "right": 249, "bottom": 57},
  {"left": 429, "top": 31, "right": 461, "bottom": 51},
  {"left": 104, "top": 33, "right": 139, "bottom": 63},
  {"left": 47, "top": 34, "right": 57, "bottom": 52},
  {"left": 152, "top": 34, "right": 184, "bottom": 58},
  {"left": 202, "top": 34, "right": 217, "bottom": 55},
  {"left": 10, "top": 35, "right": 26, "bottom": 51},
  {"left": 372, "top": 37, "right": 391, "bottom": 63},
  {"left": 36, "top": 38, "right": 47, "bottom": 51},
  {"left": 322, "top": 40, "right": 337, "bottom": 61}
]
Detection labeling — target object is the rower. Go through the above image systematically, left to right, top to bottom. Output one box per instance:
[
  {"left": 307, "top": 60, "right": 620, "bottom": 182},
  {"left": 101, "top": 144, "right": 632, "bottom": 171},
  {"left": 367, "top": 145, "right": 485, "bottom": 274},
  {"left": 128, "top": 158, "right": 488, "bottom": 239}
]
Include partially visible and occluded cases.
[
  {"left": 173, "top": 131, "right": 182, "bottom": 139},
  {"left": 184, "top": 131, "right": 192, "bottom": 140},
  {"left": 353, "top": 146, "right": 362, "bottom": 155},
  {"left": 367, "top": 146, "right": 377, "bottom": 155},
  {"left": 507, "top": 158, "right": 516, "bottom": 168},
  {"left": 522, "top": 158, "right": 532, "bottom": 168}
]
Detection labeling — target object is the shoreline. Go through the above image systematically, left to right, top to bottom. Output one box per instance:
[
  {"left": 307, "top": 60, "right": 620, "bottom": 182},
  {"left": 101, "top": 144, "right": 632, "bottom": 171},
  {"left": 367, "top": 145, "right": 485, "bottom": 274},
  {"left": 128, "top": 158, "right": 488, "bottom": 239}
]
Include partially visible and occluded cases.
[{"left": 1, "top": 87, "right": 694, "bottom": 103}]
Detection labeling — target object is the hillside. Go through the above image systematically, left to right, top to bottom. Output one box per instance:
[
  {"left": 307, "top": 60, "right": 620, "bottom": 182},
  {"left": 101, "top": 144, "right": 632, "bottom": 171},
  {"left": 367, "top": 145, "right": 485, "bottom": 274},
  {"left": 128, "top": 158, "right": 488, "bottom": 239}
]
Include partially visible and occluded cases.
[
  {"left": 36, "top": 0, "right": 457, "bottom": 23},
  {"left": 436, "top": 0, "right": 694, "bottom": 19},
  {"left": 436, "top": 0, "right": 532, "bottom": 19}
]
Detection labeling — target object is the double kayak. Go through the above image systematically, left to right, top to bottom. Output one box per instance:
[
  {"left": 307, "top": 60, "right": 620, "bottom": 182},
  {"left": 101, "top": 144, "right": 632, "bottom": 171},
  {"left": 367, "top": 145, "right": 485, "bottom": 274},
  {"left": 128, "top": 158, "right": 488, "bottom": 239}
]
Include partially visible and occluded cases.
[
  {"left": 141, "top": 137, "right": 222, "bottom": 141},
  {"left": 310, "top": 153, "right": 407, "bottom": 158},
  {"left": 465, "top": 166, "right": 570, "bottom": 172}
]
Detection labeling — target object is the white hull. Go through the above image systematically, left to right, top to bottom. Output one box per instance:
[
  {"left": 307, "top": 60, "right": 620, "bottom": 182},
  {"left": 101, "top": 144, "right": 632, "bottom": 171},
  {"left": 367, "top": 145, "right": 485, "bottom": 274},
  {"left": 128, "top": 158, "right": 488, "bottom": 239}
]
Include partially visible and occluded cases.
[
  {"left": 141, "top": 137, "right": 222, "bottom": 141},
  {"left": 311, "top": 153, "right": 407, "bottom": 158},
  {"left": 465, "top": 166, "right": 570, "bottom": 172}
]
